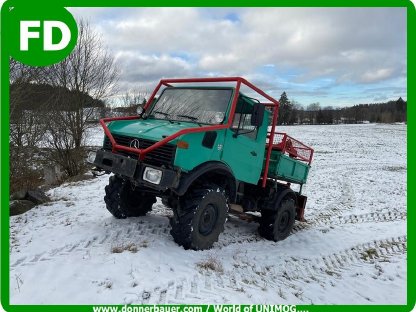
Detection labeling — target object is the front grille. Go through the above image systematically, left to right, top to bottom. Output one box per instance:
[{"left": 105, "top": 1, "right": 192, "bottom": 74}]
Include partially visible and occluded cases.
[{"left": 103, "top": 134, "right": 176, "bottom": 167}]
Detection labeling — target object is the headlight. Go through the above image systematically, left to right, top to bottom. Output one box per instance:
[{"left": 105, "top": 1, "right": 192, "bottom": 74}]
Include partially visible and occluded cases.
[
  {"left": 87, "top": 151, "right": 97, "bottom": 164},
  {"left": 143, "top": 167, "right": 162, "bottom": 184}
]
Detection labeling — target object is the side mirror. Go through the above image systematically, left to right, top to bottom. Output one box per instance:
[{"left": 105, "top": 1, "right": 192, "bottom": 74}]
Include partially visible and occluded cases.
[
  {"left": 251, "top": 103, "right": 265, "bottom": 127},
  {"left": 136, "top": 106, "right": 144, "bottom": 116}
]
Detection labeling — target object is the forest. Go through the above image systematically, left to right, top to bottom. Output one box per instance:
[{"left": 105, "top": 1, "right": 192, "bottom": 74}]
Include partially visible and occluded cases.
[{"left": 276, "top": 92, "right": 407, "bottom": 125}]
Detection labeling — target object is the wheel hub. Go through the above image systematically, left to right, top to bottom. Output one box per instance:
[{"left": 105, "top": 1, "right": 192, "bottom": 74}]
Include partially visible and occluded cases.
[
  {"left": 199, "top": 204, "right": 218, "bottom": 236},
  {"left": 278, "top": 211, "right": 290, "bottom": 233}
]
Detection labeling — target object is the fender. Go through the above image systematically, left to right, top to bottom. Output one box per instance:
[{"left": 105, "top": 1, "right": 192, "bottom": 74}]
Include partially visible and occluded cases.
[{"left": 173, "top": 161, "right": 237, "bottom": 201}]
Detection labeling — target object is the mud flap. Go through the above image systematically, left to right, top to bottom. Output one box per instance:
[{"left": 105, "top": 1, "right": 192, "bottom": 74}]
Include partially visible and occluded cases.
[{"left": 296, "top": 194, "right": 307, "bottom": 222}]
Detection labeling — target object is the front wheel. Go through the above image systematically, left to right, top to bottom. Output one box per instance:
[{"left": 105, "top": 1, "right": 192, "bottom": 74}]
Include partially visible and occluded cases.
[
  {"left": 104, "top": 175, "right": 156, "bottom": 218},
  {"left": 170, "top": 184, "right": 228, "bottom": 250},
  {"left": 258, "top": 197, "right": 296, "bottom": 241}
]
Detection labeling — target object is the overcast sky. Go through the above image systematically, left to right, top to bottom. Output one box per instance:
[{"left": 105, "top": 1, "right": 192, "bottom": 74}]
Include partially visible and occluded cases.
[{"left": 69, "top": 7, "right": 407, "bottom": 107}]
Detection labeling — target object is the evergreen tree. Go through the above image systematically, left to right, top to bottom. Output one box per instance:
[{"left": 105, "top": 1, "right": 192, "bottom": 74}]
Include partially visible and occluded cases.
[{"left": 278, "top": 92, "right": 293, "bottom": 125}]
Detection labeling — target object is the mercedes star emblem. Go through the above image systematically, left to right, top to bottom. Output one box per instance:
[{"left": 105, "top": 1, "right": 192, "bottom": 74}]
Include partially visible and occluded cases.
[{"left": 130, "top": 139, "right": 140, "bottom": 149}]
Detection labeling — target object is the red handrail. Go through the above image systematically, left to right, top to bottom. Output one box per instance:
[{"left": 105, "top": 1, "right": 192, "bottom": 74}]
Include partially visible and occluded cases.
[
  {"left": 99, "top": 77, "right": 280, "bottom": 187},
  {"left": 267, "top": 132, "right": 314, "bottom": 165}
]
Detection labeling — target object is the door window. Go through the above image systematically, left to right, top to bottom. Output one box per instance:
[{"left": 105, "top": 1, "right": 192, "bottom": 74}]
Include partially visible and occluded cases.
[{"left": 231, "top": 98, "right": 258, "bottom": 140}]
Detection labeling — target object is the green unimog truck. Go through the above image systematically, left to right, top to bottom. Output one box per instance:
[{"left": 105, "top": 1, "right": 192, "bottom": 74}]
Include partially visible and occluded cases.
[{"left": 90, "top": 77, "right": 314, "bottom": 250}]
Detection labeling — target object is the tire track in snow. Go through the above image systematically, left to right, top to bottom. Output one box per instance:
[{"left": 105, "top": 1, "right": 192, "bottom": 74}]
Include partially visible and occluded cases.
[
  {"left": 308, "top": 161, "right": 405, "bottom": 222},
  {"left": 311, "top": 174, "right": 355, "bottom": 219},
  {"left": 11, "top": 209, "right": 406, "bottom": 269},
  {"left": 216, "top": 210, "right": 406, "bottom": 248},
  {"left": 292, "top": 210, "right": 407, "bottom": 233},
  {"left": 10, "top": 220, "right": 171, "bottom": 269},
  {"left": 131, "top": 235, "right": 406, "bottom": 304},
  {"left": 277, "top": 235, "right": 406, "bottom": 285}
]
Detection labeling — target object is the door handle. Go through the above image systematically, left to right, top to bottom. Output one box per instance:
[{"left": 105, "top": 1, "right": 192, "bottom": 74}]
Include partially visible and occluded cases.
[{"left": 250, "top": 151, "right": 257, "bottom": 156}]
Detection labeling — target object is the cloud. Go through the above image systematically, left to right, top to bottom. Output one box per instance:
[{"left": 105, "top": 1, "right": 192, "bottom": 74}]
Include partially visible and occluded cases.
[
  {"left": 69, "top": 7, "right": 407, "bottom": 106},
  {"left": 115, "top": 51, "right": 193, "bottom": 87},
  {"left": 361, "top": 68, "right": 396, "bottom": 83}
]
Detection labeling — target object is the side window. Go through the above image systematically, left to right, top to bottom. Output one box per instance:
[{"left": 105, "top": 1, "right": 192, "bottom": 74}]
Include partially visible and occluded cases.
[{"left": 231, "top": 99, "right": 258, "bottom": 140}]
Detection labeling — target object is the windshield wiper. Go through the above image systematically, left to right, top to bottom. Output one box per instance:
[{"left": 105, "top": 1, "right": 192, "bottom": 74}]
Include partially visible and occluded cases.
[
  {"left": 150, "top": 111, "right": 174, "bottom": 123},
  {"left": 153, "top": 111, "right": 169, "bottom": 117},
  {"left": 177, "top": 114, "right": 202, "bottom": 126},
  {"left": 177, "top": 114, "right": 197, "bottom": 121}
]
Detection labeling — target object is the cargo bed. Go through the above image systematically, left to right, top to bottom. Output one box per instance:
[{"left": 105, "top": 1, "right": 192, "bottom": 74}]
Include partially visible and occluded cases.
[{"left": 265, "top": 132, "right": 314, "bottom": 185}]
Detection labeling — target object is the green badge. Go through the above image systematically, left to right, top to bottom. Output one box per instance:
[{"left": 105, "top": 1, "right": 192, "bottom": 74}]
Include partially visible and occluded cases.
[{"left": 8, "top": 6, "right": 78, "bottom": 66}]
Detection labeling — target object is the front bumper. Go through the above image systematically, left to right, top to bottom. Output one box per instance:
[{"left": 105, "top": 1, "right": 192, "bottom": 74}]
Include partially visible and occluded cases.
[{"left": 93, "top": 149, "right": 180, "bottom": 190}]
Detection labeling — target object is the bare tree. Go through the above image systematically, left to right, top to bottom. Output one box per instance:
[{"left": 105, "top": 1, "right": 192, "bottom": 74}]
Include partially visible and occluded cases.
[
  {"left": 42, "top": 19, "right": 119, "bottom": 176},
  {"left": 45, "top": 20, "right": 118, "bottom": 147},
  {"left": 121, "top": 89, "right": 149, "bottom": 115}
]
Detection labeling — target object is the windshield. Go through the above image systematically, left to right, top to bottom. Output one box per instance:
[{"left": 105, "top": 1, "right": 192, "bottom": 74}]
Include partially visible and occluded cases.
[{"left": 147, "top": 88, "right": 233, "bottom": 125}]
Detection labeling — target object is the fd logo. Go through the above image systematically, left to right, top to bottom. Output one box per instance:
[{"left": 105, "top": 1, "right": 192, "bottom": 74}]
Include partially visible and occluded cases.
[
  {"left": 9, "top": 6, "right": 78, "bottom": 66},
  {"left": 20, "top": 21, "right": 71, "bottom": 51}
]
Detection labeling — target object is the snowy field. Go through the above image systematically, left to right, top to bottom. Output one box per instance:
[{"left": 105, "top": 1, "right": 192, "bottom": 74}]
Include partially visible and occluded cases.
[{"left": 9, "top": 124, "right": 407, "bottom": 304}]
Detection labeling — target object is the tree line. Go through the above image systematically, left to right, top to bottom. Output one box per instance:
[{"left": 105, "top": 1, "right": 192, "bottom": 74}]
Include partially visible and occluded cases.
[
  {"left": 10, "top": 82, "right": 105, "bottom": 113},
  {"left": 277, "top": 91, "right": 407, "bottom": 125}
]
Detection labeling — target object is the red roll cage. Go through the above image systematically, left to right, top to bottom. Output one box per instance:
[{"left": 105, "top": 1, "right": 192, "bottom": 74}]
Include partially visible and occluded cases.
[{"left": 99, "top": 77, "right": 312, "bottom": 188}]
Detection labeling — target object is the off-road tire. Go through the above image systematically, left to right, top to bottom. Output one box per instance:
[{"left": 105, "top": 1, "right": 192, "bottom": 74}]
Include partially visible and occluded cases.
[
  {"left": 104, "top": 175, "right": 156, "bottom": 218},
  {"left": 170, "top": 184, "right": 228, "bottom": 250},
  {"left": 258, "top": 197, "right": 296, "bottom": 241}
]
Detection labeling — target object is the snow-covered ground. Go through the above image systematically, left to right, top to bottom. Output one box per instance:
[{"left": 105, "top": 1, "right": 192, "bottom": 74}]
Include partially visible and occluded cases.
[{"left": 9, "top": 124, "right": 407, "bottom": 304}]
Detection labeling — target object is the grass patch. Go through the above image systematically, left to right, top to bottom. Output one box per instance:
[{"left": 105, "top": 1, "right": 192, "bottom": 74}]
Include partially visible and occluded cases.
[
  {"left": 383, "top": 165, "right": 406, "bottom": 172},
  {"left": 111, "top": 240, "right": 149, "bottom": 254},
  {"left": 111, "top": 242, "right": 141, "bottom": 254},
  {"left": 360, "top": 248, "right": 378, "bottom": 261},
  {"left": 196, "top": 256, "right": 224, "bottom": 273},
  {"left": 98, "top": 279, "right": 113, "bottom": 289}
]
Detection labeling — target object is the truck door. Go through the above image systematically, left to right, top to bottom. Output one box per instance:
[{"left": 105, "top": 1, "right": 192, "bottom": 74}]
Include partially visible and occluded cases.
[{"left": 221, "top": 97, "right": 265, "bottom": 184}]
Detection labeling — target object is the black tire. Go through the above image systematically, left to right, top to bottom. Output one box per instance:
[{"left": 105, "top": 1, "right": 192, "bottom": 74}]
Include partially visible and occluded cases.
[
  {"left": 104, "top": 175, "right": 156, "bottom": 218},
  {"left": 170, "top": 184, "right": 228, "bottom": 250},
  {"left": 162, "top": 197, "right": 173, "bottom": 209},
  {"left": 258, "top": 197, "right": 296, "bottom": 242}
]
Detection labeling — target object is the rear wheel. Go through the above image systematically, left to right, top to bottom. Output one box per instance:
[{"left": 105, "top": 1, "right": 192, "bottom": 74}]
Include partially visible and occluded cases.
[
  {"left": 104, "top": 175, "right": 156, "bottom": 218},
  {"left": 170, "top": 184, "right": 228, "bottom": 250},
  {"left": 259, "top": 196, "right": 296, "bottom": 241}
]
